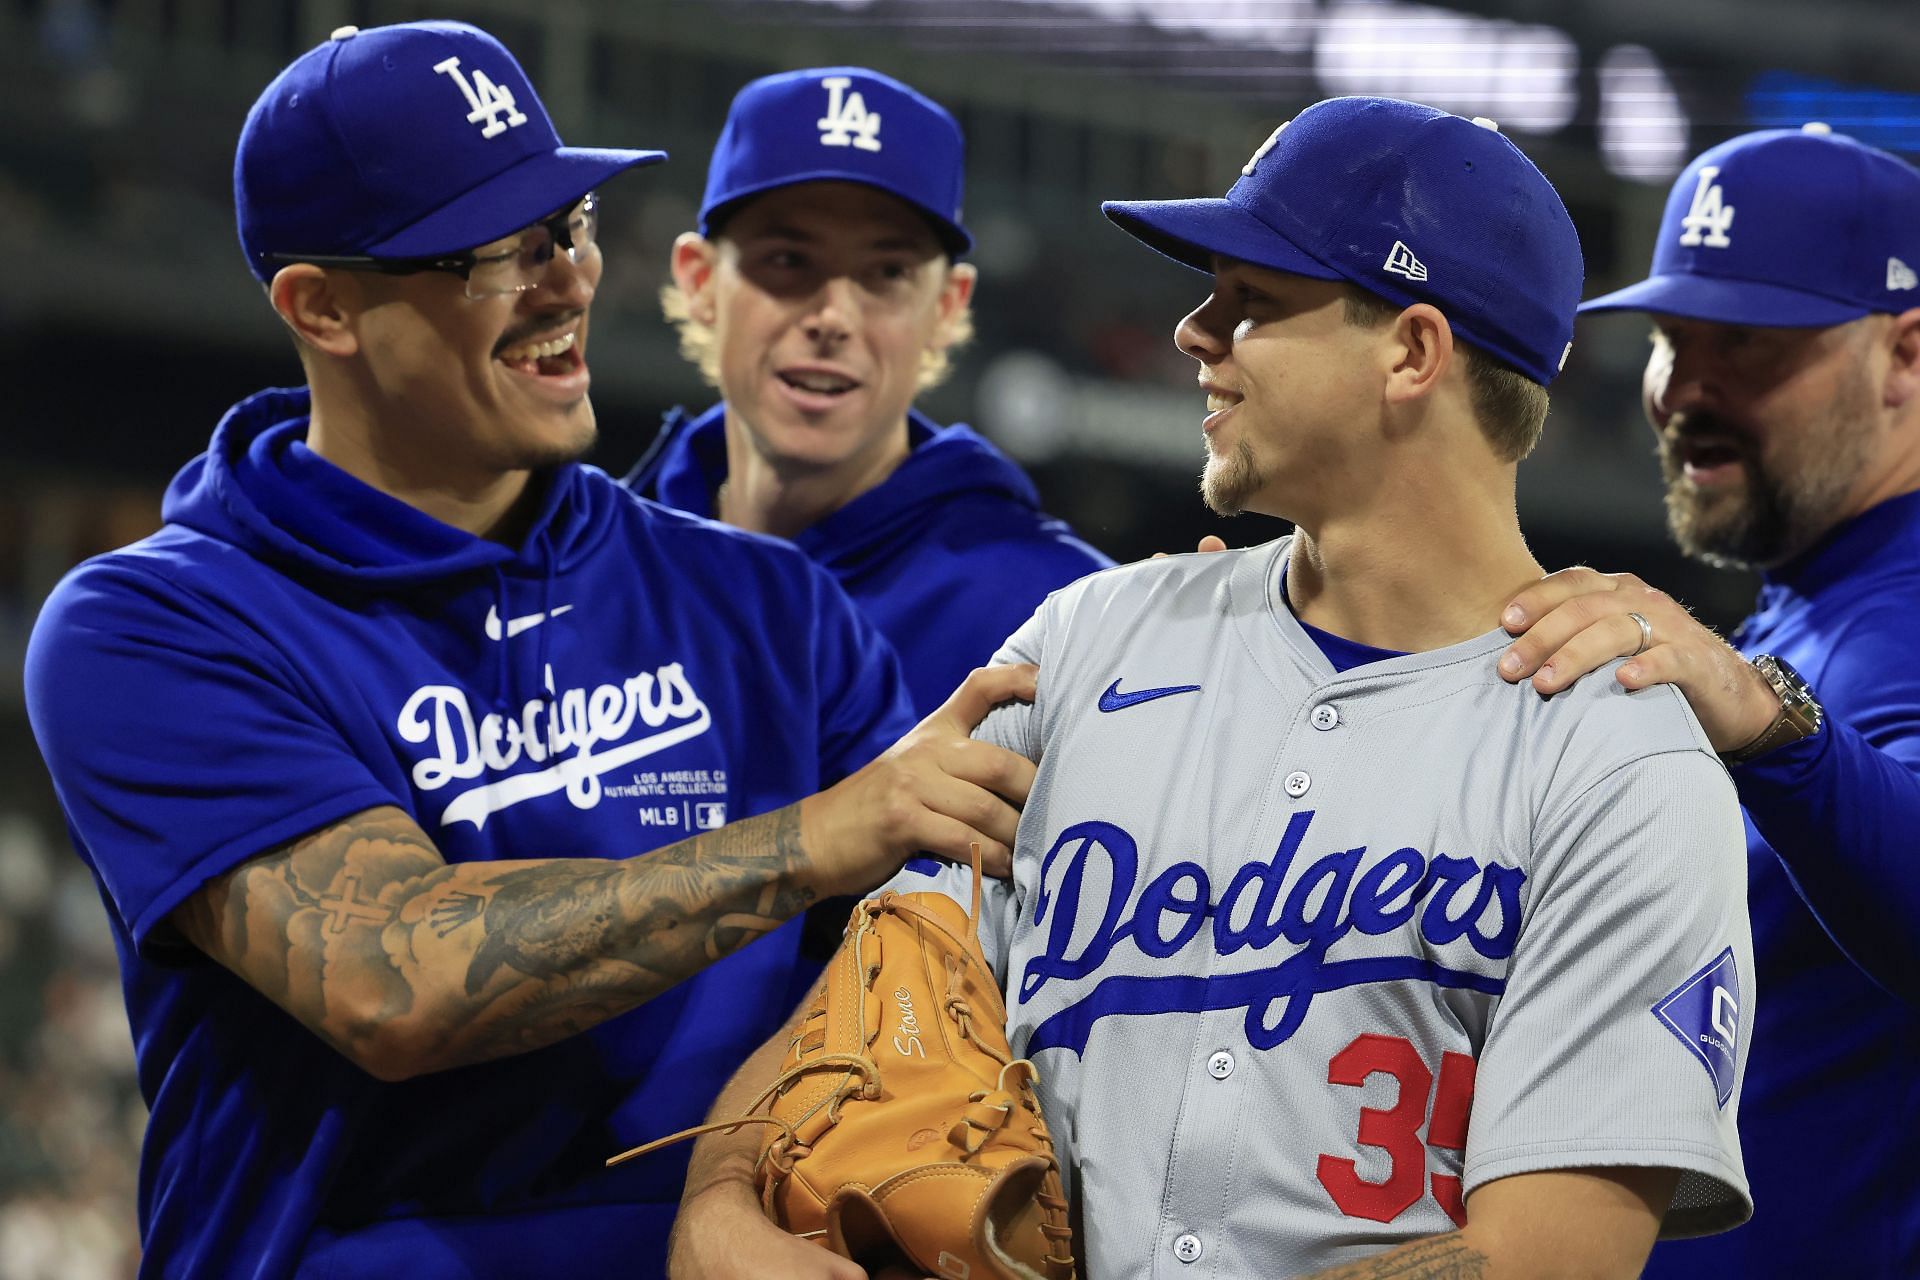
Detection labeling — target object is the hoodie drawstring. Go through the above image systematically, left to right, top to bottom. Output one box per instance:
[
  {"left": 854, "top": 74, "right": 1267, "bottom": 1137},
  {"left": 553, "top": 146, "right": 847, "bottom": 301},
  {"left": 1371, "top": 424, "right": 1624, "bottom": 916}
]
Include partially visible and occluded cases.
[
  {"left": 535, "top": 527, "right": 557, "bottom": 702},
  {"left": 491, "top": 566, "right": 512, "bottom": 708}
]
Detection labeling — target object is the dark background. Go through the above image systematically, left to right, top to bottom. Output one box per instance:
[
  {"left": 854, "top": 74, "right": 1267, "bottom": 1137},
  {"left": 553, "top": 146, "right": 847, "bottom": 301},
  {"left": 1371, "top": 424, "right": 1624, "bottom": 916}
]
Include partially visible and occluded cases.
[{"left": 2, "top": 1, "right": 1914, "bottom": 1271}]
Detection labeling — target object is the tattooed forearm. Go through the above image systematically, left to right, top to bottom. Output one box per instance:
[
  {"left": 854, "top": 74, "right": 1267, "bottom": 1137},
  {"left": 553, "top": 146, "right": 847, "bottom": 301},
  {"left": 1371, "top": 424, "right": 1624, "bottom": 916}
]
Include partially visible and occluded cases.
[
  {"left": 172, "top": 802, "right": 822, "bottom": 1078},
  {"left": 1298, "top": 1235, "right": 1489, "bottom": 1280}
]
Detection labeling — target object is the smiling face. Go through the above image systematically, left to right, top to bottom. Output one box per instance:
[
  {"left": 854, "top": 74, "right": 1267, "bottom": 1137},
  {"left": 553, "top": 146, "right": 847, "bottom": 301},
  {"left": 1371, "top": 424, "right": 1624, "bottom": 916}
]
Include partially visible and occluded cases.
[
  {"left": 673, "top": 181, "right": 975, "bottom": 479},
  {"left": 346, "top": 204, "right": 603, "bottom": 476},
  {"left": 1173, "top": 261, "right": 1383, "bottom": 521},
  {"left": 1644, "top": 314, "right": 1884, "bottom": 568}
]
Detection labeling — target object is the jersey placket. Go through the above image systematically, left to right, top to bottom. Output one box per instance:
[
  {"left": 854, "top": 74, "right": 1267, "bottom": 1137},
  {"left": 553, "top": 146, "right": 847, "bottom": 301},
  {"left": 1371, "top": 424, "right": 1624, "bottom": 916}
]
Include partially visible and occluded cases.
[{"left": 1149, "top": 682, "right": 1354, "bottom": 1277}]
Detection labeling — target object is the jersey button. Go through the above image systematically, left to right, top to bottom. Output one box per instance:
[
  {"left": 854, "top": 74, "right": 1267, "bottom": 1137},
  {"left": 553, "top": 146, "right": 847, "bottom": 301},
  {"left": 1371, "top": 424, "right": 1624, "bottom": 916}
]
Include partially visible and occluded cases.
[
  {"left": 1311, "top": 703, "right": 1339, "bottom": 730},
  {"left": 1284, "top": 770, "right": 1311, "bottom": 798},
  {"left": 1207, "top": 1050, "right": 1235, "bottom": 1080},
  {"left": 1173, "top": 1233, "right": 1204, "bottom": 1263}
]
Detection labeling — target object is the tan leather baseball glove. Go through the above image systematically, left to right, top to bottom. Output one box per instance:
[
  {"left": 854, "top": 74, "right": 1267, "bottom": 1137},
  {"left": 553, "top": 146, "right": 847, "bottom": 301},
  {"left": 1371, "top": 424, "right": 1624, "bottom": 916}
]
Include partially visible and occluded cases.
[{"left": 612, "top": 853, "right": 1075, "bottom": 1279}]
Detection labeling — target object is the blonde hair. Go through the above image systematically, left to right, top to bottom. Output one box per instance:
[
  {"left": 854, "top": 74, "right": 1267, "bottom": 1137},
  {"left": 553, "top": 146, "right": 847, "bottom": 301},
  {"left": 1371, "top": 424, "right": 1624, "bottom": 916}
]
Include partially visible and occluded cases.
[
  {"left": 659, "top": 274, "right": 975, "bottom": 392},
  {"left": 1341, "top": 289, "right": 1550, "bottom": 462}
]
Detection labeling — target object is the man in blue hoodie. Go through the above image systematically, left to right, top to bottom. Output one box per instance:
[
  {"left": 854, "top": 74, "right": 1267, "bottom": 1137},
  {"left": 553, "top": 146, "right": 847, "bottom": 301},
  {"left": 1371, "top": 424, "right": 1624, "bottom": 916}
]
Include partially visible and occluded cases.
[
  {"left": 23, "top": 22, "right": 1036, "bottom": 1279},
  {"left": 624, "top": 68, "right": 1113, "bottom": 718}
]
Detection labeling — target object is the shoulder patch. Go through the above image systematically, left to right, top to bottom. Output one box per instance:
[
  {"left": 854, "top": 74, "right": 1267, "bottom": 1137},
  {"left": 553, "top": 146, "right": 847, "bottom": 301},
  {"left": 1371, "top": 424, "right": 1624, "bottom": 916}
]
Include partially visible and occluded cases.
[{"left": 1651, "top": 947, "right": 1741, "bottom": 1108}]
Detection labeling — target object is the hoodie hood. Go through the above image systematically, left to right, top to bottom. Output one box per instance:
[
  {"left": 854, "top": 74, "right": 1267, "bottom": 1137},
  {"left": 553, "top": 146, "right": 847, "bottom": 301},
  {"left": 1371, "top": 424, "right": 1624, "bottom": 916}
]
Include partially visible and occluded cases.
[
  {"left": 164, "top": 386, "right": 620, "bottom": 589},
  {"left": 622, "top": 402, "right": 1045, "bottom": 571}
]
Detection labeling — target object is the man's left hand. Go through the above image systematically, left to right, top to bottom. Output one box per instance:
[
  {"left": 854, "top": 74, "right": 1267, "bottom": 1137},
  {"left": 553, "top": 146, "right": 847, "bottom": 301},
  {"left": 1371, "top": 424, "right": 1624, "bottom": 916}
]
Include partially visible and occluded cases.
[{"left": 1497, "top": 567, "right": 1781, "bottom": 754}]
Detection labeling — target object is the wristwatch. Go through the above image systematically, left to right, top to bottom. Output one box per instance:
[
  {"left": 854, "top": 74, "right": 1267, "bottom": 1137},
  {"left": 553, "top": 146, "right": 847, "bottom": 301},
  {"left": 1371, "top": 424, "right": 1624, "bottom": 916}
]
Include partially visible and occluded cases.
[{"left": 1720, "top": 655, "right": 1824, "bottom": 766}]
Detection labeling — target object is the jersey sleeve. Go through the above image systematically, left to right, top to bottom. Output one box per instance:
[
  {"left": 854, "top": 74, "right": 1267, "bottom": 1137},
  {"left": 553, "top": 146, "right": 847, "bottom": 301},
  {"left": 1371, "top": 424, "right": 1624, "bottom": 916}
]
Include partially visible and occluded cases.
[
  {"left": 23, "top": 562, "right": 399, "bottom": 950},
  {"left": 1734, "top": 603, "right": 1920, "bottom": 1001},
  {"left": 1465, "top": 749, "right": 1753, "bottom": 1238}
]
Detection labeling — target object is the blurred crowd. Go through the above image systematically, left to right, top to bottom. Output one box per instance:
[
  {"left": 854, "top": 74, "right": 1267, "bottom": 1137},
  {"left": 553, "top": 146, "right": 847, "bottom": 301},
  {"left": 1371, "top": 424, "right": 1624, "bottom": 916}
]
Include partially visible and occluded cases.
[{"left": 0, "top": 803, "right": 142, "bottom": 1280}]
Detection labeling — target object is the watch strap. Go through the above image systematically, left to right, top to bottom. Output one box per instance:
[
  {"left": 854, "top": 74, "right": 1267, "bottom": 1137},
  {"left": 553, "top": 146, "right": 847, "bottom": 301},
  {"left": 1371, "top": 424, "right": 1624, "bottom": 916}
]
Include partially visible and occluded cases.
[
  {"left": 1720, "top": 655, "right": 1821, "bottom": 766},
  {"left": 1720, "top": 710, "right": 1807, "bottom": 766}
]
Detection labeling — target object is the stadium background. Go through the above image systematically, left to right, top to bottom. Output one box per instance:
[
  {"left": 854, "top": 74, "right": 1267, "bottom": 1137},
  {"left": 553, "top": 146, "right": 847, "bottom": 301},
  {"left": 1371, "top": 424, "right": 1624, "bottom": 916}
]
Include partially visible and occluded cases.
[{"left": 0, "top": 0, "right": 1913, "bottom": 1273}]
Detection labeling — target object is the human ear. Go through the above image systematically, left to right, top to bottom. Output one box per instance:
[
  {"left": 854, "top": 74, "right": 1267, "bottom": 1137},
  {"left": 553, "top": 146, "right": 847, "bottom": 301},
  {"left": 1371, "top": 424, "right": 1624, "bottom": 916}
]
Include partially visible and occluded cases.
[
  {"left": 669, "top": 232, "right": 720, "bottom": 326},
  {"left": 931, "top": 262, "right": 978, "bottom": 350},
  {"left": 270, "top": 265, "right": 360, "bottom": 358},
  {"left": 1383, "top": 302, "right": 1454, "bottom": 407},
  {"left": 1882, "top": 306, "right": 1920, "bottom": 411}
]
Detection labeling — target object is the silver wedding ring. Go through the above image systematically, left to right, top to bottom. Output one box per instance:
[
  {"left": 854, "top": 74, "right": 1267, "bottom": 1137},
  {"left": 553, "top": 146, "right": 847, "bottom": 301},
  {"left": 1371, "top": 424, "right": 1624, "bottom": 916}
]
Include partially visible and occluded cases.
[{"left": 1627, "top": 611, "right": 1654, "bottom": 657}]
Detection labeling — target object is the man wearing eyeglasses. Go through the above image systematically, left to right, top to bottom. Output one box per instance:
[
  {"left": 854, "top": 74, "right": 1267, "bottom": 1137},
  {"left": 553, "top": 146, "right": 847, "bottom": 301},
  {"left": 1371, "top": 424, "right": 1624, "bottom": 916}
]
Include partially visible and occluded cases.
[{"left": 22, "top": 21, "right": 1037, "bottom": 1279}]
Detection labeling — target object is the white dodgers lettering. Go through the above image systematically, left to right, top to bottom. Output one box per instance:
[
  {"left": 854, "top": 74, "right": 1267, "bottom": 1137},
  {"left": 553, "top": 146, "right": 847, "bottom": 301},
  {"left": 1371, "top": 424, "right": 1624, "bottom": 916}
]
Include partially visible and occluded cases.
[
  {"left": 433, "top": 56, "right": 529, "bottom": 139},
  {"left": 818, "top": 76, "right": 882, "bottom": 152},
  {"left": 1678, "top": 165, "right": 1735, "bottom": 248},
  {"left": 398, "top": 662, "right": 711, "bottom": 829}
]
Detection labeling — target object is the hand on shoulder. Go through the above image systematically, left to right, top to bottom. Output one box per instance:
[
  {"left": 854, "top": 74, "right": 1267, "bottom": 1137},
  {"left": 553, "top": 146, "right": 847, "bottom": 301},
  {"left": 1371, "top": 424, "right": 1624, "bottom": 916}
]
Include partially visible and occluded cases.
[{"left": 1496, "top": 567, "right": 1780, "bottom": 753}]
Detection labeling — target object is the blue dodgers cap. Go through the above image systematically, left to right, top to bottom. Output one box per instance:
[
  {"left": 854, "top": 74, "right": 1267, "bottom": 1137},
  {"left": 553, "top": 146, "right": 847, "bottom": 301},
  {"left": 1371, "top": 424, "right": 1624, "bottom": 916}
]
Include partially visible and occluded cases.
[
  {"left": 235, "top": 21, "right": 665, "bottom": 281},
  {"left": 700, "top": 67, "right": 971, "bottom": 257},
  {"left": 1103, "top": 96, "right": 1584, "bottom": 387},
  {"left": 1581, "top": 124, "right": 1920, "bottom": 327}
]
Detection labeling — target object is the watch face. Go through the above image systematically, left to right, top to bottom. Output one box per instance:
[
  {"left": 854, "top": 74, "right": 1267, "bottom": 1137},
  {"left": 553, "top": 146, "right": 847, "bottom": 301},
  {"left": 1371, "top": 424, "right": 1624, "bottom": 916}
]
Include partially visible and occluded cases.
[{"left": 1763, "top": 656, "right": 1823, "bottom": 730}]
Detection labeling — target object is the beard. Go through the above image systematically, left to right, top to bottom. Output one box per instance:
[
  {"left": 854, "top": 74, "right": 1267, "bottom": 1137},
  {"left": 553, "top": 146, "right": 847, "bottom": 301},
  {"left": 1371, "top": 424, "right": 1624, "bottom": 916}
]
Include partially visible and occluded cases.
[
  {"left": 1659, "top": 371, "right": 1877, "bottom": 570},
  {"left": 491, "top": 404, "right": 600, "bottom": 473},
  {"left": 1201, "top": 435, "right": 1265, "bottom": 516}
]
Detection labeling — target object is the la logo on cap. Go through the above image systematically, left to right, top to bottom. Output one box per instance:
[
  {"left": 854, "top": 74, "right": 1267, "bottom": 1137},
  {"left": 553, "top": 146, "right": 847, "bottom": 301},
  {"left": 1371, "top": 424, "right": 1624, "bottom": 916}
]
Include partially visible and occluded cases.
[
  {"left": 434, "top": 55, "right": 527, "bottom": 139},
  {"left": 818, "top": 76, "right": 882, "bottom": 152},
  {"left": 1679, "top": 165, "right": 1735, "bottom": 248}
]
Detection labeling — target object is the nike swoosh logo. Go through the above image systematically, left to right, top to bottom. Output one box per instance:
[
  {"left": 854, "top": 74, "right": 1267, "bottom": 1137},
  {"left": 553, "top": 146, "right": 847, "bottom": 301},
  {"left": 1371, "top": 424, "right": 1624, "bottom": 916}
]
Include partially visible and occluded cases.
[
  {"left": 485, "top": 604, "right": 573, "bottom": 641},
  {"left": 1097, "top": 678, "right": 1202, "bottom": 712}
]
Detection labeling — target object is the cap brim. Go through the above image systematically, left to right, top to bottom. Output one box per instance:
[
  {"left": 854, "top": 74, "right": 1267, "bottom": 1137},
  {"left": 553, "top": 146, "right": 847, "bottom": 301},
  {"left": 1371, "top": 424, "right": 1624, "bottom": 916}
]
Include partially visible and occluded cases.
[
  {"left": 367, "top": 146, "right": 667, "bottom": 259},
  {"left": 703, "top": 170, "right": 973, "bottom": 257},
  {"left": 1102, "top": 198, "right": 1343, "bottom": 282},
  {"left": 1579, "top": 273, "right": 1870, "bottom": 327}
]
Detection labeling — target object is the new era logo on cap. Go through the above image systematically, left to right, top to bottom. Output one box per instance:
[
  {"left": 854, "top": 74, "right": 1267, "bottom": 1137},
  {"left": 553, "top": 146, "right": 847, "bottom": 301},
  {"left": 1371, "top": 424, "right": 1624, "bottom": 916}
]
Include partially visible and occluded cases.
[
  {"left": 1583, "top": 122, "right": 1920, "bottom": 327},
  {"left": 1384, "top": 241, "right": 1428, "bottom": 282}
]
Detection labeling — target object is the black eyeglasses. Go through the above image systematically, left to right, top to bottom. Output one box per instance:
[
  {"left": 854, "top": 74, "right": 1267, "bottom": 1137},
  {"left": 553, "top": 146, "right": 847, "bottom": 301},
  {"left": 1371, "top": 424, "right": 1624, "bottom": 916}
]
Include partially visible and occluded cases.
[{"left": 266, "top": 194, "right": 599, "bottom": 300}]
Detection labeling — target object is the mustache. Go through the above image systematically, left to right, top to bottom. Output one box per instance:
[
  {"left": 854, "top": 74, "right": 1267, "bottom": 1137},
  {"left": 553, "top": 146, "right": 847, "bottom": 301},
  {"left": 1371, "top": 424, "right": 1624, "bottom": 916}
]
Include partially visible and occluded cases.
[
  {"left": 493, "top": 310, "right": 585, "bottom": 357},
  {"left": 1663, "top": 409, "right": 1747, "bottom": 445}
]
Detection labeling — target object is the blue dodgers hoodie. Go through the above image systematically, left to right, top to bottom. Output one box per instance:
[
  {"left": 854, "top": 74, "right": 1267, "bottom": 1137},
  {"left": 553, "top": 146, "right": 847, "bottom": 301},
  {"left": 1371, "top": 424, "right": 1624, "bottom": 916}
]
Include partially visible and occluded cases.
[
  {"left": 25, "top": 387, "right": 913, "bottom": 1279},
  {"left": 626, "top": 404, "right": 1113, "bottom": 715}
]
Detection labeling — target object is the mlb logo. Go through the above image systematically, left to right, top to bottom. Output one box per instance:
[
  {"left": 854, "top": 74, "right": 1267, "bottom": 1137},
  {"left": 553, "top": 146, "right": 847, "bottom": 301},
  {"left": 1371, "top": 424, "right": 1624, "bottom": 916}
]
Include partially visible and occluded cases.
[{"left": 693, "top": 802, "right": 728, "bottom": 830}]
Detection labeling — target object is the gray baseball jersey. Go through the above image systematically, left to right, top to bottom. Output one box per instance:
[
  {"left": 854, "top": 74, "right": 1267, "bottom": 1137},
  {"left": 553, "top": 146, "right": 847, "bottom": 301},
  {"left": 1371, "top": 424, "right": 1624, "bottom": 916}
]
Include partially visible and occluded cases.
[{"left": 886, "top": 537, "right": 1752, "bottom": 1277}]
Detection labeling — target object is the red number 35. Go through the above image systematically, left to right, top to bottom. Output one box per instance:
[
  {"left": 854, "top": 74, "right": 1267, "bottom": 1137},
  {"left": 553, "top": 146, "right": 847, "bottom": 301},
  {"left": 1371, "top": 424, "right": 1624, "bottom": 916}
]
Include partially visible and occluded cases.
[{"left": 1316, "top": 1033, "right": 1476, "bottom": 1227}]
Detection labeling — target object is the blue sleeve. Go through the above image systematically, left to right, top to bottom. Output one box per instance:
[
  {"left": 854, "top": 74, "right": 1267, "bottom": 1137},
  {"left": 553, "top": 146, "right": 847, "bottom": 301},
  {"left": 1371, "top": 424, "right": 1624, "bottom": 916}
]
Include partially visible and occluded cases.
[
  {"left": 23, "top": 562, "right": 397, "bottom": 947},
  {"left": 809, "top": 565, "right": 916, "bottom": 784},
  {"left": 1734, "top": 605, "right": 1920, "bottom": 1002}
]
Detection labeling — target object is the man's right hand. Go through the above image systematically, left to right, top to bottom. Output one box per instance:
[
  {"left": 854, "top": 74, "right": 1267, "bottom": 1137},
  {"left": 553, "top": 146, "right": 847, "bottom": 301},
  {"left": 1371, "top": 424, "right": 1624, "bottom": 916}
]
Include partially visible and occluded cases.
[{"left": 801, "top": 664, "right": 1038, "bottom": 895}]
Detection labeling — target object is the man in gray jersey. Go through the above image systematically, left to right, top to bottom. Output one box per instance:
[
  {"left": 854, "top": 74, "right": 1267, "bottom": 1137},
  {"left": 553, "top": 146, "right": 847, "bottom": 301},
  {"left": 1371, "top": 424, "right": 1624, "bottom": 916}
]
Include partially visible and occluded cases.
[{"left": 674, "top": 96, "right": 1754, "bottom": 1279}]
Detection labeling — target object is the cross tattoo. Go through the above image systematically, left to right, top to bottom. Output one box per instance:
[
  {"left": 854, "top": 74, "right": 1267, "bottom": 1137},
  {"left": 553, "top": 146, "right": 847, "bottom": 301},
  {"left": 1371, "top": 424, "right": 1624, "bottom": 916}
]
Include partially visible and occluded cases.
[{"left": 317, "top": 876, "right": 390, "bottom": 934}]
